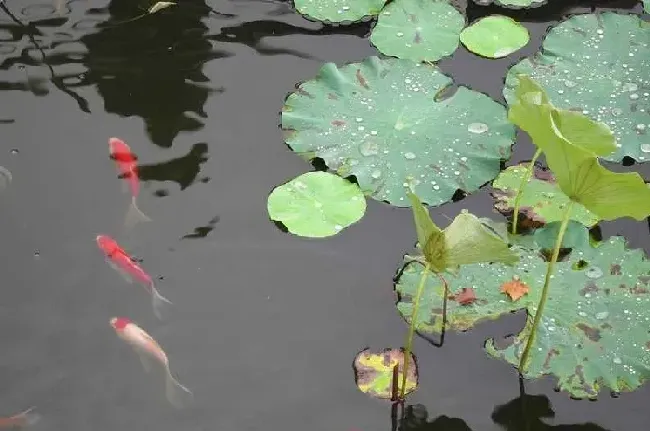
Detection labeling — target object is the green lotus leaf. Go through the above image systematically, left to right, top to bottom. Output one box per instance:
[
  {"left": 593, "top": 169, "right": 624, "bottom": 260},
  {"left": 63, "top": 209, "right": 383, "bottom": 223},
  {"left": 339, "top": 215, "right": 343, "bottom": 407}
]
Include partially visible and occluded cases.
[
  {"left": 293, "top": 0, "right": 387, "bottom": 23},
  {"left": 369, "top": 0, "right": 465, "bottom": 62},
  {"left": 489, "top": 0, "right": 546, "bottom": 8},
  {"left": 644, "top": 0, "right": 649, "bottom": 13},
  {"left": 504, "top": 13, "right": 650, "bottom": 163},
  {"left": 460, "top": 15, "right": 530, "bottom": 58},
  {"left": 282, "top": 56, "right": 515, "bottom": 207},
  {"left": 509, "top": 77, "right": 650, "bottom": 222},
  {"left": 492, "top": 164, "right": 599, "bottom": 227},
  {"left": 267, "top": 171, "right": 366, "bottom": 238},
  {"left": 533, "top": 220, "right": 590, "bottom": 251},
  {"left": 395, "top": 237, "right": 650, "bottom": 398},
  {"left": 353, "top": 348, "right": 418, "bottom": 399}
]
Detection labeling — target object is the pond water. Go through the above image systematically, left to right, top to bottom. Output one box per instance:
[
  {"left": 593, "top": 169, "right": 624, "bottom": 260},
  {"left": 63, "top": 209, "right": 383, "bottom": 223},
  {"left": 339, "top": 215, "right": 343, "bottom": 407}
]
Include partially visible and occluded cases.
[{"left": 1, "top": 0, "right": 649, "bottom": 430}]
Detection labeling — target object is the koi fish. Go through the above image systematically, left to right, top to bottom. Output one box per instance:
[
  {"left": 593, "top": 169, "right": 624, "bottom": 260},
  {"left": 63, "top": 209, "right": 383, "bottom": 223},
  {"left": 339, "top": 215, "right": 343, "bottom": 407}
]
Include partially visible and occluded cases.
[
  {"left": 108, "top": 137, "right": 151, "bottom": 228},
  {"left": 96, "top": 235, "right": 171, "bottom": 319},
  {"left": 110, "top": 317, "right": 193, "bottom": 408},
  {"left": 0, "top": 407, "right": 40, "bottom": 428}
]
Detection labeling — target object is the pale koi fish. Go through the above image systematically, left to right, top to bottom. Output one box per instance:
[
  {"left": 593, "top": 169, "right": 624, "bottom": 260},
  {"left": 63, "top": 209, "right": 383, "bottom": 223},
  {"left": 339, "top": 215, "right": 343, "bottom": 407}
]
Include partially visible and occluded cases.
[
  {"left": 108, "top": 137, "right": 151, "bottom": 228},
  {"left": 96, "top": 235, "right": 171, "bottom": 319},
  {"left": 110, "top": 317, "right": 193, "bottom": 408},
  {"left": 0, "top": 407, "right": 40, "bottom": 428}
]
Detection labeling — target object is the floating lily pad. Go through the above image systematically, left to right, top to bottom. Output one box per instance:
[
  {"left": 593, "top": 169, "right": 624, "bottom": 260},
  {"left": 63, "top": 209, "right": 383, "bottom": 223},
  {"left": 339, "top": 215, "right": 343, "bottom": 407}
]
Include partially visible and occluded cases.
[
  {"left": 294, "top": 0, "right": 387, "bottom": 23},
  {"left": 369, "top": 0, "right": 465, "bottom": 62},
  {"left": 488, "top": 0, "right": 547, "bottom": 8},
  {"left": 504, "top": 13, "right": 650, "bottom": 163},
  {"left": 460, "top": 15, "right": 529, "bottom": 58},
  {"left": 282, "top": 56, "right": 515, "bottom": 207},
  {"left": 492, "top": 164, "right": 599, "bottom": 227},
  {"left": 267, "top": 171, "right": 366, "bottom": 238},
  {"left": 533, "top": 220, "right": 590, "bottom": 251},
  {"left": 395, "top": 237, "right": 650, "bottom": 398},
  {"left": 353, "top": 348, "right": 418, "bottom": 399}
]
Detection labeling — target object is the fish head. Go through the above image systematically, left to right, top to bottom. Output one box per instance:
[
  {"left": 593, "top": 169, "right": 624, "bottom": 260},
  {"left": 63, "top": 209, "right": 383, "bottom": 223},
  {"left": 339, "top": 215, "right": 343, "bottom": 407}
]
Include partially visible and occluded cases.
[
  {"left": 108, "top": 137, "right": 136, "bottom": 162},
  {"left": 96, "top": 235, "right": 118, "bottom": 254},
  {"left": 110, "top": 317, "right": 131, "bottom": 331}
]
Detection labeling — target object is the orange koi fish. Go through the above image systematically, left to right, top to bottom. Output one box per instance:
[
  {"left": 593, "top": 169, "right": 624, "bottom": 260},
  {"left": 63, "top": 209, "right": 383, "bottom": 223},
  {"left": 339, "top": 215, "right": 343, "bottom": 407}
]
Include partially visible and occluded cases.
[
  {"left": 108, "top": 137, "right": 151, "bottom": 227},
  {"left": 96, "top": 235, "right": 171, "bottom": 319},
  {"left": 110, "top": 317, "right": 193, "bottom": 408},
  {"left": 0, "top": 407, "right": 40, "bottom": 428}
]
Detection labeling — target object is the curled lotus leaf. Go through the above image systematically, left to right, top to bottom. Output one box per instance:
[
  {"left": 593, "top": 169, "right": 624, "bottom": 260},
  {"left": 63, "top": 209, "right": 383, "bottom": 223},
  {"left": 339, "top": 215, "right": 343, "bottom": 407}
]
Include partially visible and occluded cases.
[
  {"left": 504, "top": 13, "right": 650, "bottom": 163},
  {"left": 282, "top": 56, "right": 515, "bottom": 207},
  {"left": 492, "top": 164, "right": 599, "bottom": 227},
  {"left": 395, "top": 237, "right": 650, "bottom": 398},
  {"left": 353, "top": 348, "right": 418, "bottom": 399}
]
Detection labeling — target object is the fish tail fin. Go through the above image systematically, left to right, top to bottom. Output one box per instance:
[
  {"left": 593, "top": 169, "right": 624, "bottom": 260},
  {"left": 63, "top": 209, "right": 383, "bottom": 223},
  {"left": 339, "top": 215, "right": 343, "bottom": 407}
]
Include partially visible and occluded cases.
[
  {"left": 125, "top": 196, "right": 151, "bottom": 228},
  {"left": 151, "top": 287, "right": 172, "bottom": 320},
  {"left": 165, "top": 368, "right": 193, "bottom": 409},
  {"left": 16, "top": 407, "right": 41, "bottom": 426}
]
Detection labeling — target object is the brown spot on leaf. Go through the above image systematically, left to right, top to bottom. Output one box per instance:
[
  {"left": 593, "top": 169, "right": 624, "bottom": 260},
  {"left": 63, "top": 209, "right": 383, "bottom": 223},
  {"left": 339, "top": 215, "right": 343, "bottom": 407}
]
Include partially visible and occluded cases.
[
  {"left": 409, "top": 13, "right": 418, "bottom": 23},
  {"left": 356, "top": 69, "right": 370, "bottom": 90},
  {"left": 296, "top": 87, "right": 313, "bottom": 98},
  {"left": 327, "top": 93, "right": 338, "bottom": 100},
  {"left": 331, "top": 120, "right": 346, "bottom": 127},
  {"left": 282, "top": 129, "right": 296, "bottom": 141},
  {"left": 532, "top": 165, "right": 555, "bottom": 182},
  {"left": 610, "top": 264, "right": 621, "bottom": 275},
  {"left": 500, "top": 277, "right": 529, "bottom": 301},
  {"left": 579, "top": 282, "right": 599, "bottom": 296},
  {"left": 619, "top": 283, "right": 627, "bottom": 290},
  {"left": 630, "top": 284, "right": 649, "bottom": 294},
  {"left": 452, "top": 287, "right": 477, "bottom": 305},
  {"left": 604, "top": 288, "right": 611, "bottom": 295},
  {"left": 576, "top": 323, "right": 601, "bottom": 342},
  {"left": 600, "top": 323, "right": 612, "bottom": 330},
  {"left": 646, "top": 341, "right": 650, "bottom": 351},
  {"left": 543, "top": 348, "right": 560, "bottom": 369}
]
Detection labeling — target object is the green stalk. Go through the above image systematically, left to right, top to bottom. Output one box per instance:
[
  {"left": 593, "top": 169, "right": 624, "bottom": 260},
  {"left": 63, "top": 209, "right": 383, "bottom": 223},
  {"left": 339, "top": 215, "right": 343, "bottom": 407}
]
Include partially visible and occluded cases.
[
  {"left": 511, "top": 149, "right": 542, "bottom": 235},
  {"left": 519, "top": 201, "right": 574, "bottom": 372},
  {"left": 400, "top": 262, "right": 430, "bottom": 400}
]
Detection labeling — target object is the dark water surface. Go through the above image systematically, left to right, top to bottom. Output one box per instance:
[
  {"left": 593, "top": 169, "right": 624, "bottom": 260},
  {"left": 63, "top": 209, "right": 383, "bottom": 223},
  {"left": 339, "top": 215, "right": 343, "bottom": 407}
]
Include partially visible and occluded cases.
[{"left": 1, "top": 0, "right": 649, "bottom": 430}]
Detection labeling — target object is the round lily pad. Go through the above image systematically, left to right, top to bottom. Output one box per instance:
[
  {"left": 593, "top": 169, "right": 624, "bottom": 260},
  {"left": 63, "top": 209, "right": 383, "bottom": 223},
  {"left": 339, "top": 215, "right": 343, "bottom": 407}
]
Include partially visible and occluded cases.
[
  {"left": 294, "top": 0, "right": 387, "bottom": 23},
  {"left": 369, "top": 0, "right": 465, "bottom": 62},
  {"left": 504, "top": 12, "right": 650, "bottom": 163},
  {"left": 460, "top": 15, "right": 529, "bottom": 58},
  {"left": 282, "top": 56, "right": 515, "bottom": 207},
  {"left": 492, "top": 164, "right": 599, "bottom": 227},
  {"left": 267, "top": 171, "right": 366, "bottom": 238},
  {"left": 533, "top": 220, "right": 590, "bottom": 251},
  {"left": 395, "top": 237, "right": 650, "bottom": 399},
  {"left": 353, "top": 348, "right": 418, "bottom": 399}
]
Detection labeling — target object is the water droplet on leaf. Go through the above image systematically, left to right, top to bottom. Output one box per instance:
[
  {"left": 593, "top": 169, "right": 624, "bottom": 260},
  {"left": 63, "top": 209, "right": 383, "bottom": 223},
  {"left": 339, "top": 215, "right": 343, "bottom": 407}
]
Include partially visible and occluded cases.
[
  {"left": 468, "top": 123, "right": 488, "bottom": 134},
  {"left": 359, "top": 141, "right": 379, "bottom": 157},
  {"left": 404, "top": 152, "right": 416, "bottom": 160},
  {"left": 585, "top": 266, "right": 603, "bottom": 279}
]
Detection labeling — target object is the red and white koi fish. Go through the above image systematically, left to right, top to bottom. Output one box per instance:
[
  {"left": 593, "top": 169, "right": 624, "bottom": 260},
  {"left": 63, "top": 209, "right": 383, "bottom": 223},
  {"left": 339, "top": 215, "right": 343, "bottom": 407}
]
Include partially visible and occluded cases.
[
  {"left": 108, "top": 137, "right": 151, "bottom": 227},
  {"left": 96, "top": 235, "right": 171, "bottom": 319},
  {"left": 110, "top": 317, "right": 193, "bottom": 408},
  {"left": 0, "top": 407, "right": 40, "bottom": 428}
]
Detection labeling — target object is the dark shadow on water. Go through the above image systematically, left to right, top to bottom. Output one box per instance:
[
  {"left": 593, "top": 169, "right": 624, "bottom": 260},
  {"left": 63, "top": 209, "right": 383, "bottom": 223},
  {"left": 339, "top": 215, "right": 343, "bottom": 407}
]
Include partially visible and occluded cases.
[
  {"left": 80, "top": 0, "right": 228, "bottom": 148},
  {"left": 137, "top": 142, "right": 209, "bottom": 190},
  {"left": 181, "top": 215, "right": 220, "bottom": 239},
  {"left": 491, "top": 377, "right": 612, "bottom": 431},
  {"left": 397, "top": 404, "right": 472, "bottom": 431}
]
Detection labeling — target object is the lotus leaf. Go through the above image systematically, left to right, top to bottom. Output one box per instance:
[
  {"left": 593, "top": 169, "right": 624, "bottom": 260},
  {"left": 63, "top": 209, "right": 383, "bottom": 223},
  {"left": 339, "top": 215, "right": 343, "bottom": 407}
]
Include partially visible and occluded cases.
[
  {"left": 293, "top": 0, "right": 387, "bottom": 23},
  {"left": 370, "top": 0, "right": 465, "bottom": 62},
  {"left": 489, "top": 0, "right": 546, "bottom": 9},
  {"left": 644, "top": 0, "right": 649, "bottom": 13},
  {"left": 504, "top": 13, "right": 650, "bottom": 163},
  {"left": 460, "top": 15, "right": 530, "bottom": 58},
  {"left": 282, "top": 56, "right": 515, "bottom": 207},
  {"left": 509, "top": 77, "right": 650, "bottom": 221},
  {"left": 492, "top": 164, "right": 599, "bottom": 227},
  {"left": 267, "top": 171, "right": 366, "bottom": 238},
  {"left": 533, "top": 220, "right": 590, "bottom": 251},
  {"left": 395, "top": 237, "right": 650, "bottom": 398},
  {"left": 353, "top": 348, "right": 418, "bottom": 399}
]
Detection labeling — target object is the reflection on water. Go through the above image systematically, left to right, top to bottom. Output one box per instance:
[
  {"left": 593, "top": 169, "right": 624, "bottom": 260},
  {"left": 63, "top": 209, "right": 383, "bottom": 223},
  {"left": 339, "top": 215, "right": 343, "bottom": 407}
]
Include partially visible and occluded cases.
[
  {"left": 81, "top": 0, "right": 226, "bottom": 147},
  {"left": 138, "top": 142, "right": 209, "bottom": 190},
  {"left": 492, "top": 391, "right": 612, "bottom": 431},
  {"left": 399, "top": 404, "right": 472, "bottom": 431}
]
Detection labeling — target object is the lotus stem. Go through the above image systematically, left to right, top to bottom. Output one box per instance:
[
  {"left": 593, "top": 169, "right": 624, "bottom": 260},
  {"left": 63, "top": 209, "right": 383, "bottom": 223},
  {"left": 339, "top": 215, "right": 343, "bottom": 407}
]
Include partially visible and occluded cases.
[
  {"left": 511, "top": 149, "right": 542, "bottom": 235},
  {"left": 519, "top": 201, "right": 574, "bottom": 372},
  {"left": 401, "top": 262, "right": 430, "bottom": 400}
]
